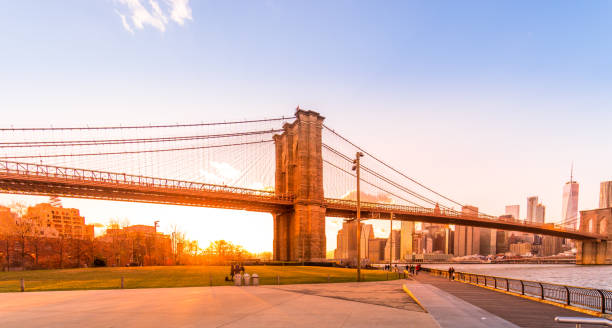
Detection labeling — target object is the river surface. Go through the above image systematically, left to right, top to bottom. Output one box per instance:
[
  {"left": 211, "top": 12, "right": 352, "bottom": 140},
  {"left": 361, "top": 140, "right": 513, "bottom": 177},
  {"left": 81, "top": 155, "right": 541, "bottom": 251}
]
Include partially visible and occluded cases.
[{"left": 424, "top": 264, "right": 612, "bottom": 290}]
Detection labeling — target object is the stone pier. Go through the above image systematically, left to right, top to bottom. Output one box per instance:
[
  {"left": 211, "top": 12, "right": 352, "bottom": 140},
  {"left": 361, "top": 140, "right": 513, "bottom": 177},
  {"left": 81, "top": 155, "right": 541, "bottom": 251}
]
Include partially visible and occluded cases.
[
  {"left": 272, "top": 109, "right": 326, "bottom": 261},
  {"left": 576, "top": 207, "right": 612, "bottom": 264}
]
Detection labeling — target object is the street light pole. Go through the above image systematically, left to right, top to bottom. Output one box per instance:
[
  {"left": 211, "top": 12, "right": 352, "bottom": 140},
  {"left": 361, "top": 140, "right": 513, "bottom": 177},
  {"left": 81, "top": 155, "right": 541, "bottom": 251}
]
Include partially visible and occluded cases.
[
  {"left": 352, "top": 152, "right": 364, "bottom": 282},
  {"left": 389, "top": 213, "right": 393, "bottom": 271}
]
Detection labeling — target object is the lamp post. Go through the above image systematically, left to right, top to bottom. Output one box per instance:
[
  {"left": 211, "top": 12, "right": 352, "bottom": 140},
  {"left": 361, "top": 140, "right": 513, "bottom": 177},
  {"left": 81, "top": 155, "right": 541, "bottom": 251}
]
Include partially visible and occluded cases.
[
  {"left": 352, "top": 152, "right": 364, "bottom": 282},
  {"left": 389, "top": 213, "right": 394, "bottom": 271}
]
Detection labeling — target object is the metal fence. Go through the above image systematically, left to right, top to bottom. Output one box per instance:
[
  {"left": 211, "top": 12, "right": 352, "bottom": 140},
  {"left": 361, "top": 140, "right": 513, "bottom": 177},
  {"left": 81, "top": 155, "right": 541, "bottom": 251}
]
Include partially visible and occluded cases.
[{"left": 423, "top": 267, "right": 612, "bottom": 314}]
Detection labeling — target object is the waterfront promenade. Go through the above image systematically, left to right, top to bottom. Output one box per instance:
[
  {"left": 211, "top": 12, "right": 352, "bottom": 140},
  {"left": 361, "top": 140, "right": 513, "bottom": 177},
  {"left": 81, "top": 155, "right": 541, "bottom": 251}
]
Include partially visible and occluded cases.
[{"left": 410, "top": 273, "right": 601, "bottom": 328}]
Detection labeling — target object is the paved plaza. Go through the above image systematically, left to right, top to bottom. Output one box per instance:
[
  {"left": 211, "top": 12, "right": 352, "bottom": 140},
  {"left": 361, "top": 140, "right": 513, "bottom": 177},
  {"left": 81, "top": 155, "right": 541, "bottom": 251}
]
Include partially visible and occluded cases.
[
  {"left": 1, "top": 275, "right": 597, "bottom": 327},
  {"left": 0, "top": 280, "right": 438, "bottom": 328}
]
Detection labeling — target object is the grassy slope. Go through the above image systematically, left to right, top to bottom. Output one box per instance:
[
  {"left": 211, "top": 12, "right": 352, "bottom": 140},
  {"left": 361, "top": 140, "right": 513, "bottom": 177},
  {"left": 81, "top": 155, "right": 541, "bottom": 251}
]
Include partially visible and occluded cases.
[{"left": 0, "top": 266, "right": 399, "bottom": 292}]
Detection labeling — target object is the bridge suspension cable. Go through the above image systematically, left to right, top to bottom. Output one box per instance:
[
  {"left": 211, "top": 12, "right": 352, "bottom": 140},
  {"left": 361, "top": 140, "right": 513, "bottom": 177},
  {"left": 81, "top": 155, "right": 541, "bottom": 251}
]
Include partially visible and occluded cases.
[
  {"left": 0, "top": 115, "right": 291, "bottom": 192},
  {"left": 0, "top": 116, "right": 294, "bottom": 131},
  {"left": 323, "top": 124, "right": 465, "bottom": 209},
  {"left": 0, "top": 129, "right": 282, "bottom": 148},
  {"left": 0, "top": 140, "right": 274, "bottom": 159},
  {"left": 323, "top": 144, "right": 453, "bottom": 209},
  {"left": 323, "top": 158, "right": 424, "bottom": 207}
]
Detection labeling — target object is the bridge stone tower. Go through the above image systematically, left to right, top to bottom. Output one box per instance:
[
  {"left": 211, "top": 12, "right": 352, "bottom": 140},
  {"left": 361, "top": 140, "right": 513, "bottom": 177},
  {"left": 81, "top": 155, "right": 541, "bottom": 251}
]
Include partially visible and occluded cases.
[
  {"left": 272, "top": 109, "right": 326, "bottom": 261},
  {"left": 576, "top": 208, "right": 612, "bottom": 264}
]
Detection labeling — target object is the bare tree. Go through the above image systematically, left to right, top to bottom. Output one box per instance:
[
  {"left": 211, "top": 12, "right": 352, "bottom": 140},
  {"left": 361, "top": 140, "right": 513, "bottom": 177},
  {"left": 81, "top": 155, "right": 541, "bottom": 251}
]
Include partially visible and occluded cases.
[
  {"left": 14, "top": 218, "right": 32, "bottom": 268},
  {"left": 170, "top": 224, "right": 186, "bottom": 265},
  {"left": 58, "top": 234, "right": 65, "bottom": 269}
]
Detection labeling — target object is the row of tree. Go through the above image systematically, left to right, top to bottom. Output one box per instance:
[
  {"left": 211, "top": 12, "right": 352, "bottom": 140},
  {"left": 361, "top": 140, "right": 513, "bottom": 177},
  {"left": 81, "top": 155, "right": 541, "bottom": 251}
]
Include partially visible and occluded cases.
[
  {"left": 0, "top": 203, "right": 267, "bottom": 270},
  {"left": 0, "top": 233, "right": 266, "bottom": 270}
]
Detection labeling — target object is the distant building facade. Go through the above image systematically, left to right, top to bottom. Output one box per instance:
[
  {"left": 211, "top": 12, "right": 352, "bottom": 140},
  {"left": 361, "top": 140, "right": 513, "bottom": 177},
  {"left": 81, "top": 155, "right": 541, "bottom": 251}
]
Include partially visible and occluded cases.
[
  {"left": 562, "top": 181, "right": 579, "bottom": 229},
  {"left": 600, "top": 181, "right": 612, "bottom": 208},
  {"left": 526, "top": 196, "right": 538, "bottom": 223},
  {"left": 24, "top": 203, "right": 94, "bottom": 240},
  {"left": 535, "top": 203, "right": 546, "bottom": 224},
  {"left": 505, "top": 205, "right": 520, "bottom": 220},
  {"left": 0, "top": 206, "right": 17, "bottom": 234},
  {"left": 453, "top": 206, "right": 480, "bottom": 256},
  {"left": 334, "top": 221, "right": 370, "bottom": 262},
  {"left": 400, "top": 221, "right": 414, "bottom": 260},
  {"left": 99, "top": 224, "right": 172, "bottom": 266},
  {"left": 360, "top": 224, "right": 374, "bottom": 261},
  {"left": 384, "top": 230, "right": 400, "bottom": 261},
  {"left": 540, "top": 235, "right": 563, "bottom": 257},
  {"left": 368, "top": 238, "right": 387, "bottom": 263},
  {"left": 510, "top": 242, "right": 532, "bottom": 256}
]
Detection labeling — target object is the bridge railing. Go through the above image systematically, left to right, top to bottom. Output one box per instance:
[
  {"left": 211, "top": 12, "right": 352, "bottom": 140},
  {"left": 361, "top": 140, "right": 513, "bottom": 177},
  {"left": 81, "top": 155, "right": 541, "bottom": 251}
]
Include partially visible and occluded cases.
[
  {"left": 0, "top": 160, "right": 295, "bottom": 202},
  {"left": 323, "top": 198, "right": 583, "bottom": 233},
  {"left": 423, "top": 267, "right": 612, "bottom": 314}
]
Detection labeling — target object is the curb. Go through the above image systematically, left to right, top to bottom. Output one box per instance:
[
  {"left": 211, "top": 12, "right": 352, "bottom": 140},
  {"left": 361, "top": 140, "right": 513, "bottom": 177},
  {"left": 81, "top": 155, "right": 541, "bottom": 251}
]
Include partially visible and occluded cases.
[{"left": 402, "top": 284, "right": 428, "bottom": 313}]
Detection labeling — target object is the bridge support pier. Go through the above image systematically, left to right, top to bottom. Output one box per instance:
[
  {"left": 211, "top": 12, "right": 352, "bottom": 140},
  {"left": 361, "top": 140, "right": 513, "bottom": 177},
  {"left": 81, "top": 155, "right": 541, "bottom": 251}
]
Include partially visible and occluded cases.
[
  {"left": 272, "top": 109, "right": 326, "bottom": 262},
  {"left": 274, "top": 205, "right": 326, "bottom": 261},
  {"left": 576, "top": 208, "right": 612, "bottom": 265}
]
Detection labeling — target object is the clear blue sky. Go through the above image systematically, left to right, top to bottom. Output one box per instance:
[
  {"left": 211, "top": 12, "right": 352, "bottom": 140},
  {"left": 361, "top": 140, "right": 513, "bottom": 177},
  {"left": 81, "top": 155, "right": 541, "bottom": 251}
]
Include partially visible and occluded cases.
[{"left": 1, "top": 1, "right": 611, "bottom": 252}]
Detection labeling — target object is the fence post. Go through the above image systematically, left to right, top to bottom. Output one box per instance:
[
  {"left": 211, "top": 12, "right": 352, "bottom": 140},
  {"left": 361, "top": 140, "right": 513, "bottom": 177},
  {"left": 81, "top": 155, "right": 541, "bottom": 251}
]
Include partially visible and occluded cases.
[
  {"left": 276, "top": 275, "right": 280, "bottom": 285},
  {"left": 121, "top": 276, "right": 124, "bottom": 289},
  {"left": 494, "top": 277, "right": 497, "bottom": 289},
  {"left": 20, "top": 278, "right": 24, "bottom": 292},
  {"left": 506, "top": 279, "right": 510, "bottom": 292},
  {"left": 520, "top": 280, "right": 525, "bottom": 295},
  {"left": 539, "top": 283, "right": 544, "bottom": 300},
  {"left": 564, "top": 286, "right": 571, "bottom": 305},
  {"left": 596, "top": 289, "right": 606, "bottom": 314}
]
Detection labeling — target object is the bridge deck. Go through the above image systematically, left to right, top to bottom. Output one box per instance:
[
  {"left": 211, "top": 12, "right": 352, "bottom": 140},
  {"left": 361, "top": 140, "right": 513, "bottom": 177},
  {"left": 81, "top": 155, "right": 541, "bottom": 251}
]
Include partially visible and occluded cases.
[
  {"left": 0, "top": 160, "right": 604, "bottom": 240},
  {"left": 413, "top": 273, "right": 598, "bottom": 328}
]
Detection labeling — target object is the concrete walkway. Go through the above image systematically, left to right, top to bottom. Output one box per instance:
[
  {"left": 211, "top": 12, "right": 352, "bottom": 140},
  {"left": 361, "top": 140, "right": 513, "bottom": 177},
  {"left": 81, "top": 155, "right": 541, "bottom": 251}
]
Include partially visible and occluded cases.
[
  {"left": 412, "top": 273, "right": 601, "bottom": 328},
  {"left": 0, "top": 280, "right": 438, "bottom": 328},
  {"left": 404, "top": 281, "right": 520, "bottom": 328}
]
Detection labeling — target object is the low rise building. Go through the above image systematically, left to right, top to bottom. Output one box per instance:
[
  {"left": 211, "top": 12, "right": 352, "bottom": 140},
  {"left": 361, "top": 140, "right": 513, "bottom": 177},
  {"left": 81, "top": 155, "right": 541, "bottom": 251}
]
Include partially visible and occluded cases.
[
  {"left": 24, "top": 203, "right": 94, "bottom": 240},
  {"left": 510, "top": 242, "right": 532, "bottom": 256}
]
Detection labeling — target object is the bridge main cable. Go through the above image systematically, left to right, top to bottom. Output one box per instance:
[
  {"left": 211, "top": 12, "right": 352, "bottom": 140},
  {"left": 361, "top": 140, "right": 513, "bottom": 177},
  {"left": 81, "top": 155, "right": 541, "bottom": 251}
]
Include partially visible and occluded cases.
[{"left": 0, "top": 116, "right": 294, "bottom": 131}]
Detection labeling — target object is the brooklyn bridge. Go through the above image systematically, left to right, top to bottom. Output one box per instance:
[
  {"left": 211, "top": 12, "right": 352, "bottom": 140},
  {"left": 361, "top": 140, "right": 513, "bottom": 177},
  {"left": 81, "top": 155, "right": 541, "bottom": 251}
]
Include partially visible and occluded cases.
[{"left": 0, "top": 109, "right": 608, "bottom": 263}]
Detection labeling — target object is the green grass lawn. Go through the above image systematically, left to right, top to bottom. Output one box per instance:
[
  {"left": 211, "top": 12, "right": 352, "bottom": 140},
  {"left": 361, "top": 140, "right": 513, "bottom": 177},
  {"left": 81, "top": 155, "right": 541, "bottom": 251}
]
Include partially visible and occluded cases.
[{"left": 0, "top": 265, "right": 400, "bottom": 293}]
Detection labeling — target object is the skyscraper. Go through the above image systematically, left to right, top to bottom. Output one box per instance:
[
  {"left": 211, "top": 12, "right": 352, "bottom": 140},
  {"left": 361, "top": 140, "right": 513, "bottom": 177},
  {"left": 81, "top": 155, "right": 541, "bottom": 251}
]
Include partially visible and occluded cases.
[
  {"left": 562, "top": 180, "right": 579, "bottom": 229},
  {"left": 600, "top": 181, "right": 612, "bottom": 208},
  {"left": 526, "top": 196, "right": 538, "bottom": 223},
  {"left": 535, "top": 203, "right": 546, "bottom": 224},
  {"left": 505, "top": 205, "right": 520, "bottom": 220},
  {"left": 453, "top": 206, "right": 480, "bottom": 256},
  {"left": 400, "top": 221, "right": 414, "bottom": 259}
]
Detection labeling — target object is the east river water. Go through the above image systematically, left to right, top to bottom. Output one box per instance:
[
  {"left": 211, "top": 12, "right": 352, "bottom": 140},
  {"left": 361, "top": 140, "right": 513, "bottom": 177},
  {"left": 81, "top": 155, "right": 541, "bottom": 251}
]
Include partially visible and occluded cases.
[{"left": 424, "top": 264, "right": 612, "bottom": 290}]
